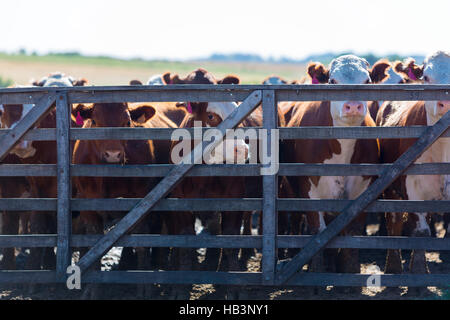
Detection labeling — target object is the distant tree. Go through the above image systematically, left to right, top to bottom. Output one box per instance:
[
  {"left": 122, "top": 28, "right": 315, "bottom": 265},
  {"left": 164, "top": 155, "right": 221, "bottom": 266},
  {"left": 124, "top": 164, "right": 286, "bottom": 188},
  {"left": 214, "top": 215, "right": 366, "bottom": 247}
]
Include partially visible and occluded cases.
[{"left": 0, "top": 76, "right": 13, "bottom": 87}]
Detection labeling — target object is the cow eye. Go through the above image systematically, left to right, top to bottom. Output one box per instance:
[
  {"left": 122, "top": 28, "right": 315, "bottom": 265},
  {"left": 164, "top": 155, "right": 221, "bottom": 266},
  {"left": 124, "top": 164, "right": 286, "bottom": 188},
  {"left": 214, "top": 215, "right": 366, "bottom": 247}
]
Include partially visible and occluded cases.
[
  {"left": 208, "top": 114, "right": 214, "bottom": 120},
  {"left": 91, "top": 119, "right": 96, "bottom": 125}
]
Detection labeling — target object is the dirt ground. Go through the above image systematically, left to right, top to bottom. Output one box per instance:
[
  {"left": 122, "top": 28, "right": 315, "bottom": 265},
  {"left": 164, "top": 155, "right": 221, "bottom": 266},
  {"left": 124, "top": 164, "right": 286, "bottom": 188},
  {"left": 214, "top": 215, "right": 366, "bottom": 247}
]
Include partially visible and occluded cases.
[{"left": 1, "top": 220, "right": 449, "bottom": 300}]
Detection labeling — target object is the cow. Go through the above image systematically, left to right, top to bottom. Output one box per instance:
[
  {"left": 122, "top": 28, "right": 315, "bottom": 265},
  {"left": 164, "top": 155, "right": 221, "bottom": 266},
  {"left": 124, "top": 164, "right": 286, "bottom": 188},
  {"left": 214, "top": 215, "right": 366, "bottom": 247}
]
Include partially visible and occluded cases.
[
  {"left": 376, "top": 51, "right": 450, "bottom": 276},
  {"left": 283, "top": 55, "right": 383, "bottom": 280},
  {"left": 367, "top": 58, "right": 421, "bottom": 122},
  {"left": 165, "top": 68, "right": 257, "bottom": 298},
  {"left": 0, "top": 75, "right": 87, "bottom": 272},
  {"left": 128, "top": 77, "right": 187, "bottom": 126},
  {"left": 72, "top": 101, "right": 175, "bottom": 298}
]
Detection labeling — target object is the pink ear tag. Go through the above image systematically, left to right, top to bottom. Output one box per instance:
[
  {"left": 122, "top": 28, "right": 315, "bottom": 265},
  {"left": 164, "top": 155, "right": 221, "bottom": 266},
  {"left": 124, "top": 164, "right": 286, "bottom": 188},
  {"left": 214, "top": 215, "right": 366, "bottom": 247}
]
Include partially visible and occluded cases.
[
  {"left": 408, "top": 68, "right": 417, "bottom": 81},
  {"left": 312, "top": 75, "right": 319, "bottom": 84},
  {"left": 187, "top": 102, "right": 193, "bottom": 114},
  {"left": 76, "top": 111, "right": 84, "bottom": 126}
]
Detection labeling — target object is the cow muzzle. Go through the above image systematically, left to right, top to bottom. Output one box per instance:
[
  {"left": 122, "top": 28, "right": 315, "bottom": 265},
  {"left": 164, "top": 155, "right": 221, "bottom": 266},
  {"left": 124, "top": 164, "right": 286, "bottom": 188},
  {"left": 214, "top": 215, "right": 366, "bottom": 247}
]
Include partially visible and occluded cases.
[
  {"left": 342, "top": 101, "right": 365, "bottom": 117},
  {"left": 436, "top": 101, "right": 450, "bottom": 116},
  {"left": 11, "top": 140, "right": 36, "bottom": 158},
  {"left": 102, "top": 150, "right": 124, "bottom": 163}
]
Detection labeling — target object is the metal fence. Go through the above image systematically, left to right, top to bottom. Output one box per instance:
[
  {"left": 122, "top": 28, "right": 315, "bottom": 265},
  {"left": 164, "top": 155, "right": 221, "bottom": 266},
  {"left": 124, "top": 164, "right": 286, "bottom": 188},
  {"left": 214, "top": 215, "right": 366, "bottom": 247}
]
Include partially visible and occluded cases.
[{"left": 0, "top": 84, "right": 449, "bottom": 287}]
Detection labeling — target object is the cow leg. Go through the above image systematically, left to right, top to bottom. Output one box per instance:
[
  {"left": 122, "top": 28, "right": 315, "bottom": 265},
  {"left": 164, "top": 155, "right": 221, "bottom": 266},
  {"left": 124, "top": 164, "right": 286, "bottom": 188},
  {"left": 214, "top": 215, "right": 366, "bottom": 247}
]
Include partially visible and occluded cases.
[
  {"left": 0, "top": 211, "right": 20, "bottom": 270},
  {"left": 164, "top": 211, "right": 194, "bottom": 300},
  {"left": 219, "top": 211, "right": 243, "bottom": 300},
  {"left": 239, "top": 211, "right": 254, "bottom": 268},
  {"left": 306, "top": 211, "right": 326, "bottom": 273},
  {"left": 26, "top": 212, "right": 56, "bottom": 271},
  {"left": 202, "top": 212, "right": 221, "bottom": 271},
  {"left": 287, "top": 212, "right": 303, "bottom": 258},
  {"left": 384, "top": 212, "right": 404, "bottom": 274},
  {"left": 79, "top": 213, "right": 104, "bottom": 300},
  {"left": 408, "top": 213, "right": 430, "bottom": 274},
  {"left": 444, "top": 213, "right": 450, "bottom": 238},
  {"left": 129, "top": 216, "right": 153, "bottom": 298}
]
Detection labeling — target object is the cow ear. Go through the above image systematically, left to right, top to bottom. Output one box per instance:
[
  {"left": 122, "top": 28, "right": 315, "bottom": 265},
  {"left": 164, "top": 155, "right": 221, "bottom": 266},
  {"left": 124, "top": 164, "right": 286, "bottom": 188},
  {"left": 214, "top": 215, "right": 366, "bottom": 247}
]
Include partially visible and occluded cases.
[
  {"left": 394, "top": 58, "right": 423, "bottom": 81},
  {"left": 370, "top": 60, "right": 391, "bottom": 83},
  {"left": 307, "top": 62, "right": 329, "bottom": 84},
  {"left": 162, "top": 72, "right": 182, "bottom": 85},
  {"left": 218, "top": 75, "right": 240, "bottom": 84},
  {"left": 32, "top": 77, "right": 47, "bottom": 87},
  {"left": 72, "top": 78, "right": 88, "bottom": 86},
  {"left": 129, "top": 79, "right": 143, "bottom": 85},
  {"left": 72, "top": 103, "right": 93, "bottom": 119},
  {"left": 129, "top": 105, "right": 156, "bottom": 123}
]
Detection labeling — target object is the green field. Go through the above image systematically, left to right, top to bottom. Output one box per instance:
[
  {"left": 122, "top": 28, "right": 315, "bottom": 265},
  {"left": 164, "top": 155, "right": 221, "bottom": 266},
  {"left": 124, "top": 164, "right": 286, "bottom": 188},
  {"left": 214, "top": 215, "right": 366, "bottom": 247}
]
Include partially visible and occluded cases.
[{"left": 0, "top": 53, "right": 307, "bottom": 86}]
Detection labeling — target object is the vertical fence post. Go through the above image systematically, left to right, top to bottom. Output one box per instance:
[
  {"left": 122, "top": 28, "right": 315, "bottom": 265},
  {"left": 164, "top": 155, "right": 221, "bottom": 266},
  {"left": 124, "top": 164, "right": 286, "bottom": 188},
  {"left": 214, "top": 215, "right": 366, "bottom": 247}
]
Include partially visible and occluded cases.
[
  {"left": 261, "top": 89, "right": 278, "bottom": 285},
  {"left": 56, "top": 92, "right": 71, "bottom": 277}
]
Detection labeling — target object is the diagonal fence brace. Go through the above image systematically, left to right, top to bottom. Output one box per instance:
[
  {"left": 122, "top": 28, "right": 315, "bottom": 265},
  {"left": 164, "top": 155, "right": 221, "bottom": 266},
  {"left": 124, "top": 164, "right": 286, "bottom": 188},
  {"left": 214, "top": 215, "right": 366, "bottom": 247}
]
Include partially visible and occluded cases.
[
  {"left": 76, "top": 90, "right": 262, "bottom": 272},
  {"left": 0, "top": 94, "right": 56, "bottom": 161},
  {"left": 275, "top": 111, "right": 450, "bottom": 285}
]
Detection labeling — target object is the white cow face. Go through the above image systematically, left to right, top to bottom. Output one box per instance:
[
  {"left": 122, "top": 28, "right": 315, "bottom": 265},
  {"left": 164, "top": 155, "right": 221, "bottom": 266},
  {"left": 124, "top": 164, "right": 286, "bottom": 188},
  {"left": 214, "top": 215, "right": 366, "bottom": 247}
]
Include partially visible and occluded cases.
[
  {"left": 422, "top": 51, "right": 450, "bottom": 124},
  {"left": 328, "top": 55, "right": 371, "bottom": 126},
  {"left": 383, "top": 67, "right": 405, "bottom": 84},
  {"left": 35, "top": 72, "right": 75, "bottom": 87},
  {"left": 147, "top": 74, "right": 165, "bottom": 85}
]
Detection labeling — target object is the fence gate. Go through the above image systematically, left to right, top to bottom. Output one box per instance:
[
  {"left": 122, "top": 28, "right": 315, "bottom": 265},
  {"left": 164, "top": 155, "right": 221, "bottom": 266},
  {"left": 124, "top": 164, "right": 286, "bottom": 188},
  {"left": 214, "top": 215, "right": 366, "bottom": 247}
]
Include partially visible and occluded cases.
[{"left": 0, "top": 84, "right": 450, "bottom": 288}]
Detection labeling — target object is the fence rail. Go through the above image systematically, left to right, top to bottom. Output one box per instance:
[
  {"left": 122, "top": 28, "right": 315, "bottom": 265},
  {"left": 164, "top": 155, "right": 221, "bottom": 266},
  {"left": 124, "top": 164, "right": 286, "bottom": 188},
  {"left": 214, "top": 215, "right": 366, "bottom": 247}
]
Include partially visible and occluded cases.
[{"left": 1, "top": 84, "right": 450, "bottom": 288}]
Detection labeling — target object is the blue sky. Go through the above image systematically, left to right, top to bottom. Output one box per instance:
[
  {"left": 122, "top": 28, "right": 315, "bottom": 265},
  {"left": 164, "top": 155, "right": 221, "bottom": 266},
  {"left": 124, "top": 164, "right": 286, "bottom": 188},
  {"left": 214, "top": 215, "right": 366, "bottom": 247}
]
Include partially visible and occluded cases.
[{"left": 1, "top": 0, "right": 448, "bottom": 60}]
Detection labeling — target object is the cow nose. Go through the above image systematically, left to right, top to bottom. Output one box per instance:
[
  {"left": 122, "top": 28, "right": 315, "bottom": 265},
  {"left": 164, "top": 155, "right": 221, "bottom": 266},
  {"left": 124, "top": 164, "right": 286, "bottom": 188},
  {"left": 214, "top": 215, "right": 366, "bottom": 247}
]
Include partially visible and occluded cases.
[
  {"left": 342, "top": 101, "right": 365, "bottom": 116},
  {"left": 437, "top": 101, "right": 450, "bottom": 115},
  {"left": 234, "top": 143, "right": 249, "bottom": 163},
  {"left": 103, "top": 150, "right": 123, "bottom": 163}
]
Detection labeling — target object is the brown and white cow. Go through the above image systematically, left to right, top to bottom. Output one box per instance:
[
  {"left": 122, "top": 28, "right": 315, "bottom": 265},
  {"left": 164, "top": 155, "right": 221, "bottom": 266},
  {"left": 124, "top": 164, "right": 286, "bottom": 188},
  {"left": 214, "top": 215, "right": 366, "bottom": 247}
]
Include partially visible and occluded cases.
[
  {"left": 377, "top": 51, "right": 450, "bottom": 274},
  {"left": 284, "top": 55, "right": 382, "bottom": 274},
  {"left": 367, "top": 58, "right": 421, "bottom": 122},
  {"left": 165, "top": 69, "right": 249, "bottom": 275},
  {"left": 0, "top": 74, "right": 87, "bottom": 271}
]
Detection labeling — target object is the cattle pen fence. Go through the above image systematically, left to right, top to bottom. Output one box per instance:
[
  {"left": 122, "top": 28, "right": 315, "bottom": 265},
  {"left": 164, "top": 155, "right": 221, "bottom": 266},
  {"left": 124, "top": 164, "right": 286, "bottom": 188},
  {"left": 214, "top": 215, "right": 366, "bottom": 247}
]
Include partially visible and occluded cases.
[{"left": 0, "top": 84, "right": 450, "bottom": 288}]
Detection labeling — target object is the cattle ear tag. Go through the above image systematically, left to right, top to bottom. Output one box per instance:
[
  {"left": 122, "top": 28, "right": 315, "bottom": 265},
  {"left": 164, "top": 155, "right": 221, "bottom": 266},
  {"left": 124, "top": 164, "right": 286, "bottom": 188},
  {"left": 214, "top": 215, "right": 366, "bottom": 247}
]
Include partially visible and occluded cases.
[
  {"left": 407, "top": 68, "right": 417, "bottom": 81},
  {"left": 312, "top": 75, "right": 319, "bottom": 84},
  {"left": 187, "top": 102, "right": 193, "bottom": 114},
  {"left": 76, "top": 111, "right": 84, "bottom": 126}
]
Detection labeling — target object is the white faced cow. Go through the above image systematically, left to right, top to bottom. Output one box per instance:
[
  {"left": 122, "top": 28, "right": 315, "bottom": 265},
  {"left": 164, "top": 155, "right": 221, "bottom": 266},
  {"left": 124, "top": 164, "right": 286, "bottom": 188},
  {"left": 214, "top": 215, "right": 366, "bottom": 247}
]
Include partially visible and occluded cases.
[
  {"left": 377, "top": 50, "right": 450, "bottom": 274},
  {"left": 284, "top": 54, "right": 383, "bottom": 274}
]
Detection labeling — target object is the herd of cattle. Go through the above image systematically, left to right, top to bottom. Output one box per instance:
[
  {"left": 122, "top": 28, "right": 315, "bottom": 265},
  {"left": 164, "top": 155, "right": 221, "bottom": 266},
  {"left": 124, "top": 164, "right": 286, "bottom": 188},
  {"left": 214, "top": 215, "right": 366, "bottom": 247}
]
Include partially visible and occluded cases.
[{"left": 0, "top": 50, "right": 449, "bottom": 296}]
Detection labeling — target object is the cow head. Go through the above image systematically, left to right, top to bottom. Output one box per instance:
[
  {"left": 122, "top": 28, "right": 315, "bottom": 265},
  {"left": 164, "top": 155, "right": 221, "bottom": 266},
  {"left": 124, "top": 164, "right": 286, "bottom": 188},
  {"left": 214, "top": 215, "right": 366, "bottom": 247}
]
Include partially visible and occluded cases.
[
  {"left": 422, "top": 51, "right": 450, "bottom": 124},
  {"left": 395, "top": 52, "right": 450, "bottom": 124},
  {"left": 326, "top": 55, "right": 389, "bottom": 126},
  {"left": 307, "top": 62, "right": 329, "bottom": 84},
  {"left": 168, "top": 69, "right": 248, "bottom": 164},
  {"left": 32, "top": 72, "right": 88, "bottom": 88},
  {"left": 262, "top": 76, "right": 288, "bottom": 85},
  {"left": 73, "top": 103, "right": 156, "bottom": 163}
]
